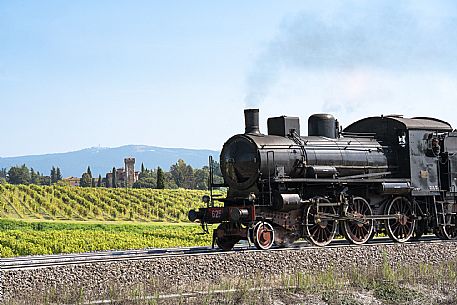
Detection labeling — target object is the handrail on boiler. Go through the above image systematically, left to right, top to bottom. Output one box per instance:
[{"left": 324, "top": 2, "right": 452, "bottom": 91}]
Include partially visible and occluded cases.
[{"left": 266, "top": 151, "right": 275, "bottom": 206}]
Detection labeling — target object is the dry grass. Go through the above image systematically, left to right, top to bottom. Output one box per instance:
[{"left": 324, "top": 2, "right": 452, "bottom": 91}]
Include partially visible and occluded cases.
[{"left": 5, "top": 254, "right": 457, "bottom": 305}]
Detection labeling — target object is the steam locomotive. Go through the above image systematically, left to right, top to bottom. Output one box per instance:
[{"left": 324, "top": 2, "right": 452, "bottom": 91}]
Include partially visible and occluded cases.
[{"left": 189, "top": 109, "right": 457, "bottom": 250}]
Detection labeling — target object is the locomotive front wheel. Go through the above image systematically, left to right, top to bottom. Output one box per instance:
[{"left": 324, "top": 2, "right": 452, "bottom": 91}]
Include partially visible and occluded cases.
[
  {"left": 385, "top": 196, "right": 415, "bottom": 242},
  {"left": 341, "top": 197, "right": 374, "bottom": 245},
  {"left": 305, "top": 198, "right": 337, "bottom": 246},
  {"left": 252, "top": 222, "right": 275, "bottom": 250},
  {"left": 215, "top": 223, "right": 240, "bottom": 251},
  {"left": 216, "top": 236, "right": 239, "bottom": 251}
]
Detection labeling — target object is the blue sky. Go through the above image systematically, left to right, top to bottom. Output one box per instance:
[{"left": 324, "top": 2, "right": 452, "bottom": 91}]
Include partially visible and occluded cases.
[{"left": 1, "top": 1, "right": 457, "bottom": 157}]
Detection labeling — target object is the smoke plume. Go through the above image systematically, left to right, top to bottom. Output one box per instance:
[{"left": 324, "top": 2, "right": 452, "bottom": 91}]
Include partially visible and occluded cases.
[{"left": 244, "top": 0, "right": 457, "bottom": 108}]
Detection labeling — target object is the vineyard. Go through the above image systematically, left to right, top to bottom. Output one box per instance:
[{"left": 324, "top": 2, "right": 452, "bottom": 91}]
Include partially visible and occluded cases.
[
  {"left": 0, "top": 184, "right": 217, "bottom": 222},
  {"left": 0, "top": 184, "right": 222, "bottom": 257},
  {"left": 0, "top": 184, "right": 377, "bottom": 257}
]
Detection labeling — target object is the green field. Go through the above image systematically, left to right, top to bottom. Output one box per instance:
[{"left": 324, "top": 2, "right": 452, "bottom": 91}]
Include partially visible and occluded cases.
[
  {"left": 0, "top": 184, "right": 220, "bottom": 257},
  {"left": 0, "top": 219, "right": 213, "bottom": 257}
]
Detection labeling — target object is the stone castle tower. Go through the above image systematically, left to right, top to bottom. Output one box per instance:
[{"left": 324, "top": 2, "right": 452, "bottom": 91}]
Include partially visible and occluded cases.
[{"left": 124, "top": 157, "right": 135, "bottom": 188}]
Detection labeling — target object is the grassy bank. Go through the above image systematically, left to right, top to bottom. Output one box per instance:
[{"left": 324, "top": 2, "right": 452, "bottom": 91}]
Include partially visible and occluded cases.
[
  {"left": 0, "top": 219, "right": 212, "bottom": 257},
  {"left": 5, "top": 256, "right": 457, "bottom": 305},
  {"left": 174, "top": 257, "right": 456, "bottom": 305}
]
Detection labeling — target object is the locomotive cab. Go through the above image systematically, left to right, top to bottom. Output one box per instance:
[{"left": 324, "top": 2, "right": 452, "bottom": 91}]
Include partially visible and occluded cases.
[
  {"left": 345, "top": 115, "right": 453, "bottom": 195},
  {"left": 442, "top": 132, "right": 457, "bottom": 192}
]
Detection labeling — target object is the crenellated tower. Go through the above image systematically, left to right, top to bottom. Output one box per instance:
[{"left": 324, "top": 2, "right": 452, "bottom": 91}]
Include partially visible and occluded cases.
[{"left": 124, "top": 157, "right": 135, "bottom": 188}]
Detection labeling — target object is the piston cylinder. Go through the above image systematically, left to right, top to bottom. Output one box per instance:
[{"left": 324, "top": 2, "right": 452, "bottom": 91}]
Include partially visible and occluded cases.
[
  {"left": 380, "top": 182, "right": 411, "bottom": 194},
  {"left": 273, "top": 193, "right": 301, "bottom": 211},
  {"left": 230, "top": 208, "right": 250, "bottom": 221}
]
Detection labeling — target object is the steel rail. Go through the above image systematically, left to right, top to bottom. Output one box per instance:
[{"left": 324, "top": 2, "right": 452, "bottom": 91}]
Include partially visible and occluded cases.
[
  {"left": 1, "top": 235, "right": 450, "bottom": 271},
  {"left": 0, "top": 246, "right": 211, "bottom": 262},
  {"left": 0, "top": 246, "right": 222, "bottom": 270}
]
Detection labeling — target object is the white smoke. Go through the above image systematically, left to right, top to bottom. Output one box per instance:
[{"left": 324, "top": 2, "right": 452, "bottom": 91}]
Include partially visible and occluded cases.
[{"left": 244, "top": 0, "right": 457, "bottom": 114}]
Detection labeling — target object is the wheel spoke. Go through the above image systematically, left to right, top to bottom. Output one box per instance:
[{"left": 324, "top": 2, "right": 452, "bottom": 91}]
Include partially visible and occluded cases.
[
  {"left": 390, "top": 221, "right": 399, "bottom": 231},
  {"left": 394, "top": 224, "right": 401, "bottom": 235},
  {"left": 311, "top": 225, "right": 319, "bottom": 235},
  {"left": 356, "top": 226, "right": 362, "bottom": 238},
  {"left": 319, "top": 228, "right": 325, "bottom": 242}
]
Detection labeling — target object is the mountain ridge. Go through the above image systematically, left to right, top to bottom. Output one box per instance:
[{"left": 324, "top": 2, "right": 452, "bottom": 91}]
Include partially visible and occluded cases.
[{"left": 0, "top": 145, "right": 220, "bottom": 178}]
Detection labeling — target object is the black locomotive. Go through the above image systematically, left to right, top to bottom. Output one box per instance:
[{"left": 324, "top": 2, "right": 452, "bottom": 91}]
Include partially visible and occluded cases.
[{"left": 189, "top": 109, "right": 457, "bottom": 250}]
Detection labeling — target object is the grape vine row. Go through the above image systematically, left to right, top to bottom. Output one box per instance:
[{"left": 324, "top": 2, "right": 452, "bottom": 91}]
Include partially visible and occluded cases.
[{"left": 0, "top": 184, "right": 218, "bottom": 222}]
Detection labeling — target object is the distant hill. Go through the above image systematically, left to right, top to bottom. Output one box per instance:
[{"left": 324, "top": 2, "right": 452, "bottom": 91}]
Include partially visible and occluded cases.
[{"left": 0, "top": 145, "right": 220, "bottom": 178}]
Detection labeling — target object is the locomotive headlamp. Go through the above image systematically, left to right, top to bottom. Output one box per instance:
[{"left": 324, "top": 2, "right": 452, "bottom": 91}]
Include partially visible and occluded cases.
[
  {"left": 248, "top": 193, "right": 256, "bottom": 202},
  {"left": 202, "top": 195, "right": 210, "bottom": 204},
  {"left": 188, "top": 210, "right": 199, "bottom": 222}
]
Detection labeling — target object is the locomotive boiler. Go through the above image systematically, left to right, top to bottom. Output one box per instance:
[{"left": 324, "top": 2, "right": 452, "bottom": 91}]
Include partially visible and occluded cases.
[{"left": 189, "top": 109, "right": 457, "bottom": 250}]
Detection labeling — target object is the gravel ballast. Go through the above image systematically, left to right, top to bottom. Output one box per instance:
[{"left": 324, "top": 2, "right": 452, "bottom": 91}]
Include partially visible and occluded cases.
[{"left": 1, "top": 242, "right": 457, "bottom": 303}]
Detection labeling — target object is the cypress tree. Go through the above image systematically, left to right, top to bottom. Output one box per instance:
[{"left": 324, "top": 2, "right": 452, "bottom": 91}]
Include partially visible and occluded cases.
[
  {"left": 139, "top": 162, "right": 147, "bottom": 179},
  {"left": 50, "top": 166, "right": 56, "bottom": 184},
  {"left": 156, "top": 166, "right": 165, "bottom": 189},
  {"left": 56, "top": 167, "right": 62, "bottom": 181},
  {"left": 112, "top": 167, "right": 117, "bottom": 188},
  {"left": 0, "top": 168, "right": 7, "bottom": 179},
  {"left": 30, "top": 168, "right": 38, "bottom": 184},
  {"left": 80, "top": 173, "right": 92, "bottom": 187},
  {"left": 97, "top": 174, "right": 102, "bottom": 187}
]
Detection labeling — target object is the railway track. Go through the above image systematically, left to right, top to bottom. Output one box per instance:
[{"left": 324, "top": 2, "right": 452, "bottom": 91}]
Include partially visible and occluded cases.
[{"left": 0, "top": 235, "right": 449, "bottom": 271}]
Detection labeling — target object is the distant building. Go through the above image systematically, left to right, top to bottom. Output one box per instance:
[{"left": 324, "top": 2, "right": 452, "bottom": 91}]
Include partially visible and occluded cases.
[
  {"left": 65, "top": 157, "right": 139, "bottom": 188},
  {"left": 124, "top": 157, "right": 135, "bottom": 187},
  {"left": 105, "top": 158, "right": 139, "bottom": 188},
  {"left": 63, "top": 176, "right": 80, "bottom": 187}
]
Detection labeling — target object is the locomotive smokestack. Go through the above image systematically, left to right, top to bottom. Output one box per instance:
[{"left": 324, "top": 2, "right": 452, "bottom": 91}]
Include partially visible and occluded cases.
[{"left": 244, "top": 109, "right": 261, "bottom": 134}]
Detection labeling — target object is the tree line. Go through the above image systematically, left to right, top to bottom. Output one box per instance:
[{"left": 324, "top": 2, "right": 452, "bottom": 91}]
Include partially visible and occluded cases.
[
  {"left": 1, "top": 159, "right": 224, "bottom": 190},
  {"left": 75, "top": 159, "right": 223, "bottom": 190},
  {"left": 78, "top": 159, "right": 223, "bottom": 190},
  {"left": 126, "top": 159, "right": 223, "bottom": 190},
  {"left": 131, "top": 159, "right": 222, "bottom": 190},
  {"left": 0, "top": 165, "right": 62, "bottom": 185}
]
